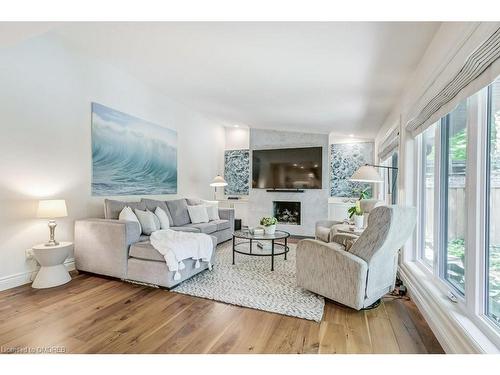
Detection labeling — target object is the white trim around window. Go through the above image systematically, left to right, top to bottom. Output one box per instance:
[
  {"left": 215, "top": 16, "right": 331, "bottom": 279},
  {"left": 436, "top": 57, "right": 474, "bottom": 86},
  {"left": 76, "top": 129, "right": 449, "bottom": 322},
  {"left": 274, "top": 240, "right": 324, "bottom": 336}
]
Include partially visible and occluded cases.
[{"left": 402, "top": 81, "right": 500, "bottom": 352}]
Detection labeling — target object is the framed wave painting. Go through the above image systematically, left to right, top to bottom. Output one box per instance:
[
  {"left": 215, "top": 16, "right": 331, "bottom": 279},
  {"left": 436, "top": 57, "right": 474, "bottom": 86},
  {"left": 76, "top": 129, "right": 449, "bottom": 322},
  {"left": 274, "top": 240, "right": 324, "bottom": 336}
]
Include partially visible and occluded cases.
[{"left": 91, "top": 103, "right": 177, "bottom": 196}]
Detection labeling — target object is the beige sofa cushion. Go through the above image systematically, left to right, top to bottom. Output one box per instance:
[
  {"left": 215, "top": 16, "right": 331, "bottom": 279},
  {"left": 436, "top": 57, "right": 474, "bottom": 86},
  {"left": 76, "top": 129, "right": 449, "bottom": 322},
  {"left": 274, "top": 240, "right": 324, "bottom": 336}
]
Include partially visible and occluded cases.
[{"left": 129, "top": 241, "right": 164, "bottom": 262}]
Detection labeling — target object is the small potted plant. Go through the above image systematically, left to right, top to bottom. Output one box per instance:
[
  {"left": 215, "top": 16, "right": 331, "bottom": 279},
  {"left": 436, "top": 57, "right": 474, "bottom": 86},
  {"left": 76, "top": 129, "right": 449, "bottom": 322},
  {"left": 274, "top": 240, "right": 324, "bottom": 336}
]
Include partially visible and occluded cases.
[
  {"left": 348, "top": 200, "right": 364, "bottom": 229},
  {"left": 260, "top": 216, "right": 278, "bottom": 235}
]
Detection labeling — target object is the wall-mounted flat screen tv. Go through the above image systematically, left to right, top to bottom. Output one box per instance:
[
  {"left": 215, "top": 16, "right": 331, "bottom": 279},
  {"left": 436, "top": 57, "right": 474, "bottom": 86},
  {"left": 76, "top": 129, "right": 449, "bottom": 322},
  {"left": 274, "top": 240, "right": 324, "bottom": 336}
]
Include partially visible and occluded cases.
[{"left": 252, "top": 146, "right": 322, "bottom": 189}]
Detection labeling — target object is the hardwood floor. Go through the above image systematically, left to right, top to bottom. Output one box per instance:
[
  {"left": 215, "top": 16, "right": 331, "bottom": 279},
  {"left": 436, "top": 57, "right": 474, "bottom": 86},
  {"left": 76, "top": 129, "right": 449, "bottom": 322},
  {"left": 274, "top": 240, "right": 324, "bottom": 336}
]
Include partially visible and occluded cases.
[{"left": 0, "top": 272, "right": 443, "bottom": 354}]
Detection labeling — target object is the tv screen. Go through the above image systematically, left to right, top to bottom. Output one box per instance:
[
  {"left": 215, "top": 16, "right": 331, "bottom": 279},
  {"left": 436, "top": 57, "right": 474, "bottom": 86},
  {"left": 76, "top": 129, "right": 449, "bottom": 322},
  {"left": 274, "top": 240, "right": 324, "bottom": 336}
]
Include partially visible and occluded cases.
[{"left": 252, "top": 147, "right": 322, "bottom": 189}]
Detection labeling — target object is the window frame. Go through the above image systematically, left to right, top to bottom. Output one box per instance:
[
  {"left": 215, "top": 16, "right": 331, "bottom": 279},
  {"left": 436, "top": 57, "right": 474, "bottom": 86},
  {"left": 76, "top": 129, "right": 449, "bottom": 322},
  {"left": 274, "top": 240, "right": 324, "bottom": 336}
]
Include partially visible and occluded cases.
[
  {"left": 484, "top": 84, "right": 500, "bottom": 329},
  {"left": 411, "top": 85, "right": 500, "bottom": 346},
  {"left": 416, "top": 122, "right": 439, "bottom": 272}
]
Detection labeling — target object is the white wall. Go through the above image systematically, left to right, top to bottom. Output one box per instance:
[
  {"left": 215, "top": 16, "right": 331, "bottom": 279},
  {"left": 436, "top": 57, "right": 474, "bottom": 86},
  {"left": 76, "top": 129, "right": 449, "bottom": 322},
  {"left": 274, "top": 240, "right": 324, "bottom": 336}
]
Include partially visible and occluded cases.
[
  {"left": 0, "top": 34, "right": 225, "bottom": 290},
  {"left": 224, "top": 127, "right": 249, "bottom": 150}
]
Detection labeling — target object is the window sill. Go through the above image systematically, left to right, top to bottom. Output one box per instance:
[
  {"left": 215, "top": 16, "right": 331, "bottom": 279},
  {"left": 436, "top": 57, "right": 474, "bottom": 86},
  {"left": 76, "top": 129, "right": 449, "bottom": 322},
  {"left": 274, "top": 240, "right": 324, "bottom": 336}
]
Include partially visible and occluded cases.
[{"left": 399, "top": 261, "right": 500, "bottom": 353}]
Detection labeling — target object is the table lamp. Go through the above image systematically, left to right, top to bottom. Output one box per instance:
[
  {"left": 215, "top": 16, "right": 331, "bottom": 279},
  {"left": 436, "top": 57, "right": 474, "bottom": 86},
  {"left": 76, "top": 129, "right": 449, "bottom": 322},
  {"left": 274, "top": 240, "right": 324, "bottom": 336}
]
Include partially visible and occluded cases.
[
  {"left": 210, "top": 175, "right": 227, "bottom": 200},
  {"left": 37, "top": 199, "right": 68, "bottom": 246}
]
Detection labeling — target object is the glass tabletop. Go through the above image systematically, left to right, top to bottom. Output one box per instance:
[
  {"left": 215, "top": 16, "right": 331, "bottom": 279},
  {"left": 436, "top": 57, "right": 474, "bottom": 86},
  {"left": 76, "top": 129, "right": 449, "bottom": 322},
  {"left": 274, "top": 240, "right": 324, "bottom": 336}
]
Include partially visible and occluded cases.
[{"left": 233, "top": 229, "right": 290, "bottom": 240}]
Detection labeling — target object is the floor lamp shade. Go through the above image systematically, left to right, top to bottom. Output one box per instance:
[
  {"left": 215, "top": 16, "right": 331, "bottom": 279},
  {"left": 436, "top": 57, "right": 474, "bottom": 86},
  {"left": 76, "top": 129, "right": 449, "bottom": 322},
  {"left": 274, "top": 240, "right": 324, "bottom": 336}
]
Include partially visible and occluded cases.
[
  {"left": 350, "top": 165, "right": 383, "bottom": 183},
  {"left": 210, "top": 175, "right": 228, "bottom": 187},
  {"left": 210, "top": 175, "right": 227, "bottom": 200}
]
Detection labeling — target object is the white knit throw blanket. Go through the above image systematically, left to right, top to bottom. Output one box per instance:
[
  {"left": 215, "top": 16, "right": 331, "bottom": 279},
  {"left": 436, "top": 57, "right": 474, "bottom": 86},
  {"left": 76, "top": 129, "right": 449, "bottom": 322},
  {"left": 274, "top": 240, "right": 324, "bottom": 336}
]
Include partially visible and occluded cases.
[{"left": 150, "top": 229, "right": 213, "bottom": 280}]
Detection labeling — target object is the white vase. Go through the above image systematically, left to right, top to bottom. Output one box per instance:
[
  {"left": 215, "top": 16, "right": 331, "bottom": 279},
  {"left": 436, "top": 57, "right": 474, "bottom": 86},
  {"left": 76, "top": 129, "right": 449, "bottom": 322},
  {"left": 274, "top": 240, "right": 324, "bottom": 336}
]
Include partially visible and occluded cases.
[
  {"left": 354, "top": 215, "right": 364, "bottom": 229},
  {"left": 264, "top": 224, "right": 276, "bottom": 235}
]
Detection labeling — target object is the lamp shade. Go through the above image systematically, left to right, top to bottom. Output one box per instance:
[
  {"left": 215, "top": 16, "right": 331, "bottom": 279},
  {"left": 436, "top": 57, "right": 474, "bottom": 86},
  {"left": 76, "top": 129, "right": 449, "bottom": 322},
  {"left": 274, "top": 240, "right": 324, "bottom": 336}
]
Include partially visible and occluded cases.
[
  {"left": 350, "top": 165, "right": 383, "bottom": 183},
  {"left": 210, "top": 175, "right": 228, "bottom": 187},
  {"left": 37, "top": 199, "right": 68, "bottom": 218}
]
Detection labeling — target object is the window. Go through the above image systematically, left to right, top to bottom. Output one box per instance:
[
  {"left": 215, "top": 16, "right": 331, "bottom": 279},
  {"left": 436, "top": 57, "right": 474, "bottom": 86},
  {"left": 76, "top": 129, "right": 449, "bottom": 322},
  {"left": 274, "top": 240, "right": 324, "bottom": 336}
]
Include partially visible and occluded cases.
[
  {"left": 414, "top": 78, "right": 500, "bottom": 340},
  {"left": 487, "top": 79, "right": 500, "bottom": 326},
  {"left": 441, "top": 100, "right": 468, "bottom": 294},
  {"left": 419, "top": 123, "right": 436, "bottom": 267},
  {"left": 382, "top": 151, "right": 399, "bottom": 204},
  {"left": 390, "top": 151, "right": 398, "bottom": 204}
]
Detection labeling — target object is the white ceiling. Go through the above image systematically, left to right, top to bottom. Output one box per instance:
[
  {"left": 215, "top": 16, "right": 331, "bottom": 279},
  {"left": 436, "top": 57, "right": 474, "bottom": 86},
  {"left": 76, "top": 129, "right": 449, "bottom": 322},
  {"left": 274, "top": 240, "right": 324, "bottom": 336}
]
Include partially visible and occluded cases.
[{"left": 50, "top": 22, "right": 440, "bottom": 137}]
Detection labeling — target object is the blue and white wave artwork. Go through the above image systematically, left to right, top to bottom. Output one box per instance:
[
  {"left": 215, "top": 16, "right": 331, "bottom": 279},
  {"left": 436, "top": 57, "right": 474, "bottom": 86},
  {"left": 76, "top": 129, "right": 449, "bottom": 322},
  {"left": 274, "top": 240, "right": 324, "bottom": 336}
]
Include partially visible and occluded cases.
[{"left": 91, "top": 103, "right": 177, "bottom": 196}]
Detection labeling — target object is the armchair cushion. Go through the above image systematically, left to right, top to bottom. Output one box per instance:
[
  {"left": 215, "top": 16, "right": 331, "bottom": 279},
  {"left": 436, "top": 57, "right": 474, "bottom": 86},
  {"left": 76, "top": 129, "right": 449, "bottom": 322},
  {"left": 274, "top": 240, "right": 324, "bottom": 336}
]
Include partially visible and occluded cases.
[{"left": 316, "top": 226, "right": 331, "bottom": 243}]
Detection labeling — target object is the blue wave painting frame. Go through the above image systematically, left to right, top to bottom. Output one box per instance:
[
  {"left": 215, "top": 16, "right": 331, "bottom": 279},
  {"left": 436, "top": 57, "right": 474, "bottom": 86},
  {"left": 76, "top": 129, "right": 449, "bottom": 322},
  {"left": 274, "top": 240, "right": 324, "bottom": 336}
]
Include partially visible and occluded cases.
[{"left": 91, "top": 103, "right": 177, "bottom": 196}]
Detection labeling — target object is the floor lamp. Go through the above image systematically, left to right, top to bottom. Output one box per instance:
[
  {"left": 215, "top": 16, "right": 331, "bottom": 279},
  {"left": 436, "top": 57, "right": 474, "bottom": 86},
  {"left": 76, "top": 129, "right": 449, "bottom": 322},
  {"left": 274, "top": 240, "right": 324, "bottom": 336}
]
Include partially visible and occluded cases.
[
  {"left": 350, "top": 164, "right": 398, "bottom": 204},
  {"left": 210, "top": 175, "right": 228, "bottom": 200}
]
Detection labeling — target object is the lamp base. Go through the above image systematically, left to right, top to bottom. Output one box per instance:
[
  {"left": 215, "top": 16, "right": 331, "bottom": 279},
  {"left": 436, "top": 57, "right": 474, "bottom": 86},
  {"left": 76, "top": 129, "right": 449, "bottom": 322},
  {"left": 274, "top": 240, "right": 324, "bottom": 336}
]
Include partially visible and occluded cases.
[{"left": 45, "top": 220, "right": 59, "bottom": 247}]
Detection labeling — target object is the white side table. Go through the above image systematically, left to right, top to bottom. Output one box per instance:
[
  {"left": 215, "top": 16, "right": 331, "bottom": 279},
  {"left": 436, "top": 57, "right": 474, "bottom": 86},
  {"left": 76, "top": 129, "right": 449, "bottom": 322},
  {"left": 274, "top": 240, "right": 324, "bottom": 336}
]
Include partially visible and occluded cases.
[{"left": 32, "top": 241, "right": 72, "bottom": 289}]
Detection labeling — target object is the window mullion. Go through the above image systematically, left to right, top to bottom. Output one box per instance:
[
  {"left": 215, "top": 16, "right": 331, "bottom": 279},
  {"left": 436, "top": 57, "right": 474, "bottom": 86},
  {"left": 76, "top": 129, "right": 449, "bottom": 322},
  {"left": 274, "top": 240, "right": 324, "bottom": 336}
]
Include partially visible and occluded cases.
[
  {"left": 465, "top": 91, "right": 485, "bottom": 315},
  {"left": 434, "top": 121, "right": 444, "bottom": 278}
]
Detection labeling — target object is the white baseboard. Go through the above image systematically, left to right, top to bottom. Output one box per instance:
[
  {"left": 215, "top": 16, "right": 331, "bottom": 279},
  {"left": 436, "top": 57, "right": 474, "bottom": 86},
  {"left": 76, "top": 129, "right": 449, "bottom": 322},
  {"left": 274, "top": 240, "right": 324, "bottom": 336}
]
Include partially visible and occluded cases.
[
  {"left": 0, "top": 259, "right": 75, "bottom": 292},
  {"left": 399, "top": 262, "right": 499, "bottom": 354}
]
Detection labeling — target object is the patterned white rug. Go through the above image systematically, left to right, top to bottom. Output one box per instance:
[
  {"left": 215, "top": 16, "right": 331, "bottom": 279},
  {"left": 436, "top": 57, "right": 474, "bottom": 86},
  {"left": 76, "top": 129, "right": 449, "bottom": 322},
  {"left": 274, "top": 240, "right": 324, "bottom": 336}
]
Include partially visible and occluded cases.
[{"left": 172, "top": 240, "right": 325, "bottom": 322}]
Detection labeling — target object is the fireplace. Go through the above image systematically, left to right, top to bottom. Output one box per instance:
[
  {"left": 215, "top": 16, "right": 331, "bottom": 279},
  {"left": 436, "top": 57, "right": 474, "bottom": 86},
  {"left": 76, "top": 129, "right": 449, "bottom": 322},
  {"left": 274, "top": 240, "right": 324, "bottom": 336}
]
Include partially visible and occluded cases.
[{"left": 273, "top": 201, "right": 301, "bottom": 225}]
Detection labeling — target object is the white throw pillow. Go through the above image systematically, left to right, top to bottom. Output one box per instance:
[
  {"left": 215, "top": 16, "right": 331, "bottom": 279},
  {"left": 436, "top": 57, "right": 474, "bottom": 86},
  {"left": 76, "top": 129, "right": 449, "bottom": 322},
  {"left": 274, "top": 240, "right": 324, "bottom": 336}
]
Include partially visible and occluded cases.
[
  {"left": 202, "top": 200, "right": 220, "bottom": 221},
  {"left": 187, "top": 204, "right": 209, "bottom": 224},
  {"left": 118, "top": 206, "right": 142, "bottom": 233},
  {"left": 155, "top": 207, "right": 170, "bottom": 229},
  {"left": 134, "top": 209, "right": 160, "bottom": 235}
]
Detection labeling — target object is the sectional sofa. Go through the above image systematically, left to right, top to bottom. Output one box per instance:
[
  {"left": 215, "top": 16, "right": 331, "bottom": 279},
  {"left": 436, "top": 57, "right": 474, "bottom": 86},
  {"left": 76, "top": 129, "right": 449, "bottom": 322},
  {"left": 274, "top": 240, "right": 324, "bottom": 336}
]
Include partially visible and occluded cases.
[{"left": 74, "top": 198, "right": 235, "bottom": 288}]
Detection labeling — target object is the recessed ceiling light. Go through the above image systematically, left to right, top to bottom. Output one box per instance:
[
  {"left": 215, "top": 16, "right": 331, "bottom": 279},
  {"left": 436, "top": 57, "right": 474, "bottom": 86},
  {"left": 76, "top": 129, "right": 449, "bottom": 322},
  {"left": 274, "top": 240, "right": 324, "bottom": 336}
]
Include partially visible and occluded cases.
[
  {"left": 234, "top": 125, "right": 240, "bottom": 128},
  {"left": 349, "top": 134, "right": 354, "bottom": 137}
]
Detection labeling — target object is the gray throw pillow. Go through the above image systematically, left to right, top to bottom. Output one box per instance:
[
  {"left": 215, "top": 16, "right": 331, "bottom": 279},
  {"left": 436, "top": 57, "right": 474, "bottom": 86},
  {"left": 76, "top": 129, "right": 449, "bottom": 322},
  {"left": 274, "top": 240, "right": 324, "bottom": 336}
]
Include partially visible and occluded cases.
[
  {"left": 165, "top": 199, "right": 191, "bottom": 226},
  {"left": 134, "top": 209, "right": 160, "bottom": 235}
]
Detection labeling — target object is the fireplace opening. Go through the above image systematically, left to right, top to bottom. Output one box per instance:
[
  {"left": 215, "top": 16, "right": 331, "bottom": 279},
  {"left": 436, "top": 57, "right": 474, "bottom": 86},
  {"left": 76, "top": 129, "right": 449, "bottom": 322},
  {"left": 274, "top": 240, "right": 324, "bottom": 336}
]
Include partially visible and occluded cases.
[{"left": 273, "top": 201, "right": 301, "bottom": 225}]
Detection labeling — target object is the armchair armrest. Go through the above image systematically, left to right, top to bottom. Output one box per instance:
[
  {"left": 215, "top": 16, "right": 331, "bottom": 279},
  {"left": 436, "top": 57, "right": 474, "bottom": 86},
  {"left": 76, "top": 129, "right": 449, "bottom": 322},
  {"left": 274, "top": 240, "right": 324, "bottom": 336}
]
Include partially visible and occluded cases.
[
  {"left": 74, "top": 219, "right": 141, "bottom": 279},
  {"left": 296, "top": 239, "right": 368, "bottom": 310}
]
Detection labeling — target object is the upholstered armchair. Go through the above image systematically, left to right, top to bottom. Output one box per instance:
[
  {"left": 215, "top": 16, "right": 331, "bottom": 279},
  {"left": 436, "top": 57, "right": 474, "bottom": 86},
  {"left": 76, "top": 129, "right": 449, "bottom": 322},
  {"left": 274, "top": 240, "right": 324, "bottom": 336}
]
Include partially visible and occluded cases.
[
  {"left": 297, "top": 206, "right": 417, "bottom": 310},
  {"left": 315, "top": 220, "right": 342, "bottom": 243}
]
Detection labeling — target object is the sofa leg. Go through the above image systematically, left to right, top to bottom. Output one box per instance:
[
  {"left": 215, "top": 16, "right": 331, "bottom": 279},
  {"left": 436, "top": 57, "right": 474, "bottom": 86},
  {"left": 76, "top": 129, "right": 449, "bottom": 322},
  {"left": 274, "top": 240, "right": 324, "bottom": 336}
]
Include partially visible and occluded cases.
[{"left": 362, "top": 299, "right": 381, "bottom": 310}]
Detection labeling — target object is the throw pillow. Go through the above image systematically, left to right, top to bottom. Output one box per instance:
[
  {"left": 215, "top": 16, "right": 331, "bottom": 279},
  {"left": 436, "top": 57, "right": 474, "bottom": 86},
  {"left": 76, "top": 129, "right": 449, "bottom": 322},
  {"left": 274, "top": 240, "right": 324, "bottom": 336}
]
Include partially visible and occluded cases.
[
  {"left": 202, "top": 200, "right": 220, "bottom": 221},
  {"left": 187, "top": 204, "right": 209, "bottom": 224},
  {"left": 118, "top": 206, "right": 142, "bottom": 233},
  {"left": 155, "top": 207, "right": 170, "bottom": 229},
  {"left": 134, "top": 209, "right": 160, "bottom": 235},
  {"left": 151, "top": 210, "right": 161, "bottom": 230}
]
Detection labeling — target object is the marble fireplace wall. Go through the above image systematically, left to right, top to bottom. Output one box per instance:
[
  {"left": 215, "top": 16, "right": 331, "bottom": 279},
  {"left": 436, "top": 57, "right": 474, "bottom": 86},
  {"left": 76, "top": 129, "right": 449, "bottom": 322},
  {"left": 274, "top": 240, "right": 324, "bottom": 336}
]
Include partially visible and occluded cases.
[{"left": 249, "top": 129, "right": 329, "bottom": 236}]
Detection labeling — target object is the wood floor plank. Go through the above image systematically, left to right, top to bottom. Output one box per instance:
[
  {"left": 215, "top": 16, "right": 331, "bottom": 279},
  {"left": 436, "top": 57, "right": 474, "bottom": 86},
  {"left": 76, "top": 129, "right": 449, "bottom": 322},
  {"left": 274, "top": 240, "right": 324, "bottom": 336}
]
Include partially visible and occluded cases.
[
  {"left": 0, "top": 273, "right": 443, "bottom": 354},
  {"left": 384, "top": 297, "right": 428, "bottom": 354},
  {"left": 365, "top": 302, "right": 400, "bottom": 353}
]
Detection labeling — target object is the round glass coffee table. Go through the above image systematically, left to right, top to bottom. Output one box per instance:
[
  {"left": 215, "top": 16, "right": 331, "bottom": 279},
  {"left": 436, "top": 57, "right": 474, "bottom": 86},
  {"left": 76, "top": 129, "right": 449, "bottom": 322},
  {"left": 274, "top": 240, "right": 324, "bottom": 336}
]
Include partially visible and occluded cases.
[{"left": 232, "top": 230, "right": 290, "bottom": 271}]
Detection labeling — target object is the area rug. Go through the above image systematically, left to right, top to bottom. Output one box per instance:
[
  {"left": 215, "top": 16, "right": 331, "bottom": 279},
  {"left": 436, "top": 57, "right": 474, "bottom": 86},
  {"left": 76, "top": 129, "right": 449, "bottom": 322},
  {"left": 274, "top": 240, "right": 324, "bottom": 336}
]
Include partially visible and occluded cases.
[{"left": 172, "top": 241, "right": 325, "bottom": 322}]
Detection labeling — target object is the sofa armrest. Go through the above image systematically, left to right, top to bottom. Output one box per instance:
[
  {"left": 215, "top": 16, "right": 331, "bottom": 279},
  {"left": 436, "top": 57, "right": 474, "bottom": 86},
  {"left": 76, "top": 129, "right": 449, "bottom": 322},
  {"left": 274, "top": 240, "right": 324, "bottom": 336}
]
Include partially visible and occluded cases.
[
  {"left": 218, "top": 207, "right": 234, "bottom": 221},
  {"left": 218, "top": 208, "right": 235, "bottom": 233},
  {"left": 74, "top": 219, "right": 141, "bottom": 279},
  {"left": 296, "top": 239, "right": 368, "bottom": 310}
]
